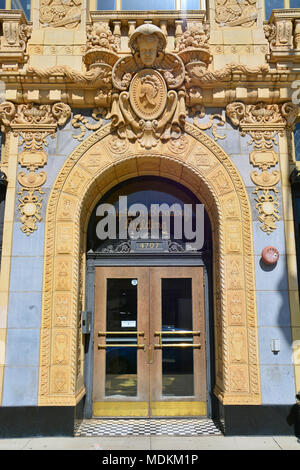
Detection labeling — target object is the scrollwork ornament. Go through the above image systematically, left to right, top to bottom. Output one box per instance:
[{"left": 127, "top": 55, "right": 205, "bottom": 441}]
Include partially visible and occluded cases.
[
  {"left": 0, "top": 101, "right": 16, "bottom": 130},
  {"left": 191, "top": 106, "right": 227, "bottom": 142},
  {"left": 72, "top": 108, "right": 106, "bottom": 141},
  {"left": 253, "top": 187, "right": 280, "bottom": 235},
  {"left": 18, "top": 188, "right": 44, "bottom": 236}
]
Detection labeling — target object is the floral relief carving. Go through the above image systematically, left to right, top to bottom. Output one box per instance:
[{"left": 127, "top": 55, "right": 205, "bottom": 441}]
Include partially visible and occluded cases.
[
  {"left": 40, "top": 0, "right": 82, "bottom": 29},
  {"left": 215, "top": 0, "right": 258, "bottom": 28},
  {"left": 86, "top": 22, "right": 119, "bottom": 53},
  {"left": 176, "top": 22, "right": 210, "bottom": 51},
  {"left": 18, "top": 188, "right": 44, "bottom": 236}
]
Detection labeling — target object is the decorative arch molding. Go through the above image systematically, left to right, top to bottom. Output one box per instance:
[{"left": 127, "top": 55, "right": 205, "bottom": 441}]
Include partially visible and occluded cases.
[{"left": 39, "top": 121, "right": 261, "bottom": 407}]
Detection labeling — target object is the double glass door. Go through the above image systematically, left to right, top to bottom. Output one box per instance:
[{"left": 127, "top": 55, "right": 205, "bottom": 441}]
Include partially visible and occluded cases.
[{"left": 93, "top": 266, "right": 207, "bottom": 417}]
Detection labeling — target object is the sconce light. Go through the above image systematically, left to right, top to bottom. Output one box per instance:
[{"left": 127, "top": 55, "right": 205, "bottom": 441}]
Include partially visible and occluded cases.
[{"left": 271, "top": 339, "right": 280, "bottom": 355}]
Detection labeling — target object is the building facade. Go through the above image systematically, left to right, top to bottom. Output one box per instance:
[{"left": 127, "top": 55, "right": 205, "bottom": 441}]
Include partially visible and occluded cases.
[{"left": 0, "top": 0, "right": 299, "bottom": 437}]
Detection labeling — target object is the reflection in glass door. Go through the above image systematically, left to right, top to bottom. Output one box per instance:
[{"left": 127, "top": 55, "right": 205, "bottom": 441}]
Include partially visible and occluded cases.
[
  {"left": 93, "top": 266, "right": 206, "bottom": 417},
  {"left": 93, "top": 267, "right": 150, "bottom": 417},
  {"left": 150, "top": 267, "right": 206, "bottom": 417}
]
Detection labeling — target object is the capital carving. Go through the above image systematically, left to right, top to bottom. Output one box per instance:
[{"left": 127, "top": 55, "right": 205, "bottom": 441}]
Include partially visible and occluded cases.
[
  {"left": 0, "top": 11, "right": 32, "bottom": 70},
  {"left": 264, "top": 19, "right": 293, "bottom": 52},
  {"left": 0, "top": 101, "right": 71, "bottom": 132},
  {"left": 226, "top": 101, "right": 298, "bottom": 134}
]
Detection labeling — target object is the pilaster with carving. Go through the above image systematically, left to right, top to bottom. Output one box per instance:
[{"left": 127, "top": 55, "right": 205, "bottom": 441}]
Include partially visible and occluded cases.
[
  {"left": 264, "top": 10, "right": 300, "bottom": 64},
  {"left": 0, "top": 11, "right": 32, "bottom": 71},
  {"left": 0, "top": 101, "right": 71, "bottom": 235},
  {"left": 226, "top": 101, "right": 298, "bottom": 234}
]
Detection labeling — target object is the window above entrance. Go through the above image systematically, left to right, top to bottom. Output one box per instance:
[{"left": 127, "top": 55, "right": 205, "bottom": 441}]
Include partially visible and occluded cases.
[
  {"left": 96, "top": 0, "right": 204, "bottom": 10},
  {"left": 264, "top": 0, "right": 300, "bottom": 20},
  {"left": 86, "top": 176, "right": 212, "bottom": 254}
]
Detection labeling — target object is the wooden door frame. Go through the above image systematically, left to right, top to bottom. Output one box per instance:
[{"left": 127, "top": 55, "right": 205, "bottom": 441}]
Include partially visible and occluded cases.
[{"left": 83, "top": 252, "right": 214, "bottom": 419}]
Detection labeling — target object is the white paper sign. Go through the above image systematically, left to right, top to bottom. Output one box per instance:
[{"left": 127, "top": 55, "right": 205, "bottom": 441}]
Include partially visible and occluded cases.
[{"left": 121, "top": 321, "right": 136, "bottom": 328}]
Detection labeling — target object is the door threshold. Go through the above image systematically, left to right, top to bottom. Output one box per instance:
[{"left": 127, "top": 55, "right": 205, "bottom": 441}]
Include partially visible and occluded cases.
[{"left": 74, "top": 418, "right": 224, "bottom": 437}]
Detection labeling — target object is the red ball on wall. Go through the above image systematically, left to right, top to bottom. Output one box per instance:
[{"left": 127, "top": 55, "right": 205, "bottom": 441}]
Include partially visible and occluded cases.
[{"left": 261, "top": 246, "right": 279, "bottom": 265}]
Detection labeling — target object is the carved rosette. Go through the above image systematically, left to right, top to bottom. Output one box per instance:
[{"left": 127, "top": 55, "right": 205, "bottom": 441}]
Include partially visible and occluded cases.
[{"left": 226, "top": 101, "right": 298, "bottom": 234}]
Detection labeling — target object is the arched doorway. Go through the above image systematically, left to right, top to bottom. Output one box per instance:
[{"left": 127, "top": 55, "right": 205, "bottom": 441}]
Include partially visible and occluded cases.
[
  {"left": 38, "top": 122, "right": 261, "bottom": 415},
  {"left": 84, "top": 176, "right": 213, "bottom": 418}
]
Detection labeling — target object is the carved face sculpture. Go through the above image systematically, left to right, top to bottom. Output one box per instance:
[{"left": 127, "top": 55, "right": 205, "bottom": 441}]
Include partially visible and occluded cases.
[{"left": 137, "top": 35, "right": 160, "bottom": 67}]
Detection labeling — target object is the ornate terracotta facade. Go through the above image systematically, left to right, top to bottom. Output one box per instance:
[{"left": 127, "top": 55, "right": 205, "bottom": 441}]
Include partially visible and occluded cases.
[{"left": 0, "top": 0, "right": 299, "bottom": 436}]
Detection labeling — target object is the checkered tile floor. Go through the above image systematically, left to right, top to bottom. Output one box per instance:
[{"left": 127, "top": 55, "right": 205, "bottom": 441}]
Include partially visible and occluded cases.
[{"left": 74, "top": 418, "right": 224, "bottom": 437}]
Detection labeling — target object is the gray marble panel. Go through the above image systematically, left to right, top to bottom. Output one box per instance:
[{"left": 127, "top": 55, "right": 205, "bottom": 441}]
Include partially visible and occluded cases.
[
  {"left": 8, "top": 291, "right": 42, "bottom": 329},
  {"left": 5, "top": 329, "right": 40, "bottom": 367},
  {"left": 260, "top": 365, "right": 296, "bottom": 405},
  {"left": 2, "top": 366, "right": 38, "bottom": 406}
]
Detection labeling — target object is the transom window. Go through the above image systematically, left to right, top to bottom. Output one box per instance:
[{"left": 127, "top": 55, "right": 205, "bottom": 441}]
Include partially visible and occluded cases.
[
  {"left": 3, "top": 0, "right": 31, "bottom": 20},
  {"left": 96, "top": 0, "right": 204, "bottom": 10},
  {"left": 86, "top": 176, "right": 212, "bottom": 253}
]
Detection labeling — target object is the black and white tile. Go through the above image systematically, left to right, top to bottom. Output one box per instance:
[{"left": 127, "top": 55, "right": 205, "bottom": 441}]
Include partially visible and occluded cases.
[{"left": 74, "top": 418, "right": 224, "bottom": 437}]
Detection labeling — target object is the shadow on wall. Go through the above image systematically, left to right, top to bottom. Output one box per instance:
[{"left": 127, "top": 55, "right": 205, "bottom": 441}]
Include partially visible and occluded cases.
[{"left": 260, "top": 255, "right": 300, "bottom": 437}]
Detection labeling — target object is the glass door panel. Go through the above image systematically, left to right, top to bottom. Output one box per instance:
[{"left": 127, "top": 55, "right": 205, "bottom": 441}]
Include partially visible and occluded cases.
[
  {"left": 93, "top": 266, "right": 206, "bottom": 418},
  {"left": 93, "top": 267, "right": 149, "bottom": 417},
  {"left": 150, "top": 267, "right": 206, "bottom": 417},
  {"left": 104, "top": 278, "right": 138, "bottom": 397},
  {"left": 161, "top": 278, "right": 194, "bottom": 397}
]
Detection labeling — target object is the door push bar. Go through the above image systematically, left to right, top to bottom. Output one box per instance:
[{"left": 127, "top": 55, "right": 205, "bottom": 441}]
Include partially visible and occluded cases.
[
  {"left": 97, "top": 331, "right": 145, "bottom": 350},
  {"left": 154, "top": 331, "right": 201, "bottom": 349}
]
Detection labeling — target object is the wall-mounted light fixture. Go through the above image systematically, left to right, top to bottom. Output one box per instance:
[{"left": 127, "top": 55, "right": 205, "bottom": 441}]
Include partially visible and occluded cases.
[{"left": 271, "top": 339, "right": 281, "bottom": 355}]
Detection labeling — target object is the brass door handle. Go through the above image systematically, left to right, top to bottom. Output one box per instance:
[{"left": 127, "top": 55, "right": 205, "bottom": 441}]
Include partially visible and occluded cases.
[
  {"left": 98, "top": 331, "right": 145, "bottom": 350},
  {"left": 98, "top": 331, "right": 145, "bottom": 336},
  {"left": 154, "top": 331, "right": 201, "bottom": 349},
  {"left": 98, "top": 344, "right": 145, "bottom": 349},
  {"left": 154, "top": 344, "right": 201, "bottom": 349}
]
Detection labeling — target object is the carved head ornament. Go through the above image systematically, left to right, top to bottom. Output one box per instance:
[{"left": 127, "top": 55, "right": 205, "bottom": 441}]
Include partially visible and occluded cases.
[{"left": 129, "top": 24, "right": 167, "bottom": 67}]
